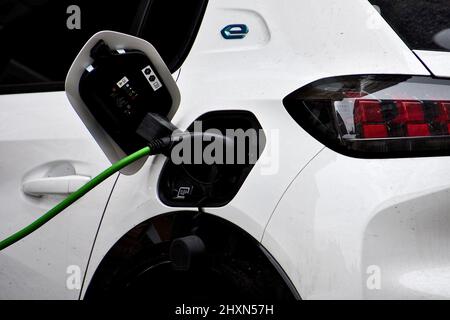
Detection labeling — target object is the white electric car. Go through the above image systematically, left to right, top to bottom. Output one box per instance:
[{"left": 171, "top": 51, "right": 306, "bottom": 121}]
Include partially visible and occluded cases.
[{"left": 2, "top": 0, "right": 450, "bottom": 300}]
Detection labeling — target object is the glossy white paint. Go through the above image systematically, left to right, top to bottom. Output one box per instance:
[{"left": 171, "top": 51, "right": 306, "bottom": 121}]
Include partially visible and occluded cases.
[
  {"left": 2, "top": 0, "right": 447, "bottom": 300},
  {"left": 82, "top": 0, "right": 432, "bottom": 299},
  {"left": 163, "top": 0, "right": 429, "bottom": 239},
  {"left": 414, "top": 50, "right": 450, "bottom": 78},
  {"left": 0, "top": 92, "right": 116, "bottom": 299},
  {"left": 262, "top": 149, "right": 450, "bottom": 299},
  {"left": 22, "top": 175, "right": 91, "bottom": 197}
]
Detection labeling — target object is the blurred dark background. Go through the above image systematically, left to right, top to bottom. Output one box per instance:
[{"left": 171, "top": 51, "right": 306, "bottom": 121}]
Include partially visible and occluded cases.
[{"left": 370, "top": 0, "right": 450, "bottom": 51}]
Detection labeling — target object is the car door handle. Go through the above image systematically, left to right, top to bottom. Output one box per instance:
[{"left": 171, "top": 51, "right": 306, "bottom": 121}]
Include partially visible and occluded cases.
[{"left": 22, "top": 175, "right": 91, "bottom": 196}]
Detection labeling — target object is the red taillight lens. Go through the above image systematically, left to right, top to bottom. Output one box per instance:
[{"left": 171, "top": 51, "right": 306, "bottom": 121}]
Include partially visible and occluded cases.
[
  {"left": 283, "top": 75, "right": 450, "bottom": 157},
  {"left": 354, "top": 99, "right": 434, "bottom": 138},
  {"left": 354, "top": 100, "right": 384, "bottom": 124},
  {"left": 354, "top": 100, "right": 387, "bottom": 138},
  {"left": 394, "top": 101, "right": 430, "bottom": 137},
  {"left": 395, "top": 101, "right": 425, "bottom": 123},
  {"left": 437, "top": 102, "right": 450, "bottom": 134},
  {"left": 438, "top": 102, "right": 450, "bottom": 120},
  {"left": 406, "top": 123, "right": 430, "bottom": 137},
  {"left": 362, "top": 124, "right": 388, "bottom": 139}
]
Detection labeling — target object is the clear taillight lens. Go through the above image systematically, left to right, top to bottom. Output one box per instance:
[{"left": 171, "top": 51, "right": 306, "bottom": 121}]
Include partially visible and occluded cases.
[{"left": 283, "top": 75, "right": 450, "bottom": 158}]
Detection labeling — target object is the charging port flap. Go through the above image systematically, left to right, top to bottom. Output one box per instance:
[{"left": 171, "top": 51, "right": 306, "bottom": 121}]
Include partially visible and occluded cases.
[{"left": 65, "top": 31, "right": 180, "bottom": 175}]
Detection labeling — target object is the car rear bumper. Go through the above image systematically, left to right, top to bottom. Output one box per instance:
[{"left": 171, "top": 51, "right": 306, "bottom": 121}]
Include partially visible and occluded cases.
[{"left": 263, "top": 148, "right": 450, "bottom": 299}]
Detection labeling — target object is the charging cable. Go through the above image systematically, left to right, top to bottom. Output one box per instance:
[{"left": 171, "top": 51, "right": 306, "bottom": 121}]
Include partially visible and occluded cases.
[
  {"left": 0, "top": 112, "right": 179, "bottom": 251},
  {"left": 0, "top": 118, "right": 234, "bottom": 251},
  {"left": 0, "top": 146, "right": 152, "bottom": 251}
]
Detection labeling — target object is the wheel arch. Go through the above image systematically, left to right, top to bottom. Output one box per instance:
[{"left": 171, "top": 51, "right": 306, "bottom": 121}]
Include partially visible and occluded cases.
[{"left": 84, "top": 210, "right": 300, "bottom": 300}]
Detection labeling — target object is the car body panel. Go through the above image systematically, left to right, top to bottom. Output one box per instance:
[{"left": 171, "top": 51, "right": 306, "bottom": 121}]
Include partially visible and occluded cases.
[
  {"left": 0, "top": 0, "right": 441, "bottom": 300},
  {"left": 81, "top": 0, "right": 432, "bottom": 298},
  {"left": 414, "top": 50, "right": 450, "bottom": 78},
  {"left": 0, "top": 91, "right": 116, "bottom": 299},
  {"left": 262, "top": 148, "right": 450, "bottom": 299}
]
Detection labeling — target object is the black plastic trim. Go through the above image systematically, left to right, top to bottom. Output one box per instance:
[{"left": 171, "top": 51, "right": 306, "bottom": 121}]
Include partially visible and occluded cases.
[
  {"left": 0, "top": 0, "right": 208, "bottom": 95},
  {"left": 167, "top": 0, "right": 208, "bottom": 72},
  {"left": 0, "top": 82, "right": 64, "bottom": 95},
  {"left": 158, "top": 110, "right": 265, "bottom": 207},
  {"left": 259, "top": 244, "right": 302, "bottom": 300}
]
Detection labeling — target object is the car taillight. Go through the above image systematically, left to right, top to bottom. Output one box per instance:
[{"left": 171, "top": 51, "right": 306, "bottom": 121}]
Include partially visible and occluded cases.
[{"left": 283, "top": 75, "right": 450, "bottom": 158}]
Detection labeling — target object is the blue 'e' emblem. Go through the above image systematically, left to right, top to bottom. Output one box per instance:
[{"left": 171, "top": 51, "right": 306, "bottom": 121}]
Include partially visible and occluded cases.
[{"left": 221, "top": 24, "right": 249, "bottom": 40}]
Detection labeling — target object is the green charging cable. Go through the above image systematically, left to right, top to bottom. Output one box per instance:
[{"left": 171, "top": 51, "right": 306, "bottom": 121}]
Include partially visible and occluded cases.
[{"left": 0, "top": 146, "right": 151, "bottom": 251}]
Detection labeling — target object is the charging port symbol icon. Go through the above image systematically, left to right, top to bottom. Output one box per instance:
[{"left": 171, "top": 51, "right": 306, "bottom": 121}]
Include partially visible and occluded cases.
[
  {"left": 141, "top": 66, "right": 162, "bottom": 91},
  {"left": 176, "top": 187, "right": 192, "bottom": 199}
]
